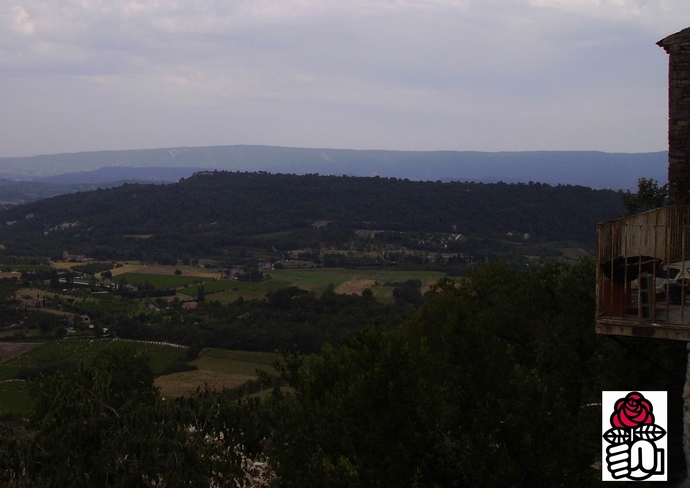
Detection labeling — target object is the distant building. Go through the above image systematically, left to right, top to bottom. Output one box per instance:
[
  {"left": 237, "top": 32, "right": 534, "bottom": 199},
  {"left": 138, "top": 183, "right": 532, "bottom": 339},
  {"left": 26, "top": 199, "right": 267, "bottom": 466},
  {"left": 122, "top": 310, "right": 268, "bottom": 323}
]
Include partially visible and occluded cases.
[{"left": 62, "top": 251, "right": 90, "bottom": 262}]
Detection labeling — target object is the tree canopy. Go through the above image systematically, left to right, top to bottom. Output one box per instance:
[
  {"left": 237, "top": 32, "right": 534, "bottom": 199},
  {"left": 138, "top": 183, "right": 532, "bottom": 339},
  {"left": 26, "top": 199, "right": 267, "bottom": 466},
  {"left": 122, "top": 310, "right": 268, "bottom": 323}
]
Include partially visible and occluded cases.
[
  {"left": 0, "top": 172, "right": 624, "bottom": 261},
  {"left": 2, "top": 260, "right": 686, "bottom": 486}
]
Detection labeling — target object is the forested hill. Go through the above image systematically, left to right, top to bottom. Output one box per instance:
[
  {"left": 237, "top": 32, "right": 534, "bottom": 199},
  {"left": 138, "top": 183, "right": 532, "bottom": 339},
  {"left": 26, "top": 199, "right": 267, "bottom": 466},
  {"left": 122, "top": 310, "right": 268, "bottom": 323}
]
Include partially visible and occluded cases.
[{"left": 0, "top": 171, "right": 624, "bottom": 261}]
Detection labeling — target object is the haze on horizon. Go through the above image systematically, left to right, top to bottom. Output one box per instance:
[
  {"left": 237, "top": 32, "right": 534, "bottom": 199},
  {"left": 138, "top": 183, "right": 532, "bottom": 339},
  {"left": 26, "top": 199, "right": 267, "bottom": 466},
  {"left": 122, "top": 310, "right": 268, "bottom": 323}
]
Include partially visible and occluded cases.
[{"left": 1, "top": 0, "right": 689, "bottom": 159}]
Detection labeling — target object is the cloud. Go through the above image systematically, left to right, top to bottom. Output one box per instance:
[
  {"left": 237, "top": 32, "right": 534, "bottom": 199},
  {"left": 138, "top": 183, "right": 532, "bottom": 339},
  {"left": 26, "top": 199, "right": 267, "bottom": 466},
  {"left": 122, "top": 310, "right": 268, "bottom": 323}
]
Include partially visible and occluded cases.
[
  {"left": 0, "top": 0, "right": 688, "bottom": 156},
  {"left": 527, "top": 0, "right": 688, "bottom": 29},
  {"left": 10, "top": 6, "right": 35, "bottom": 35}
]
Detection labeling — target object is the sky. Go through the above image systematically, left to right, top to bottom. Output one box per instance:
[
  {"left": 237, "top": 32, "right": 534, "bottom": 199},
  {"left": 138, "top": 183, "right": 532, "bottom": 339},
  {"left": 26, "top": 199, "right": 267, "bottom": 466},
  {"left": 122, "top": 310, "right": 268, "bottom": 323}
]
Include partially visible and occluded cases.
[{"left": 1, "top": 0, "right": 689, "bottom": 157}]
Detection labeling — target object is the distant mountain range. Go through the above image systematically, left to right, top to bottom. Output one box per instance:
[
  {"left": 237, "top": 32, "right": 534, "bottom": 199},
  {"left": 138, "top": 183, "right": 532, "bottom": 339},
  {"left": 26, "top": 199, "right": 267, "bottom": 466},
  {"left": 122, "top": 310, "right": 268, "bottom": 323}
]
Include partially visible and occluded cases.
[
  {"left": 0, "top": 145, "right": 668, "bottom": 190},
  {"left": 31, "top": 167, "right": 209, "bottom": 185}
]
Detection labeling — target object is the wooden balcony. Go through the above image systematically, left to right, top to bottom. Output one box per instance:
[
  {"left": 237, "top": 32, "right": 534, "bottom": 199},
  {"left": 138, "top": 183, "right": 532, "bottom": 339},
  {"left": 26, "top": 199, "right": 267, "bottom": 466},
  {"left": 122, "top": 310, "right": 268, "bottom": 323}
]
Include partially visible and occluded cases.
[{"left": 597, "top": 206, "right": 690, "bottom": 341}]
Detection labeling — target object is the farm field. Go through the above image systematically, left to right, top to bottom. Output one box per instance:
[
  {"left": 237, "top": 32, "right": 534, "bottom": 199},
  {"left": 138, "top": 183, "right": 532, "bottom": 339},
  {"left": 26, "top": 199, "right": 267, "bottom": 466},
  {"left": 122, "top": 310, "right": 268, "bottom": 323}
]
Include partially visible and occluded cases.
[
  {"left": 51, "top": 261, "right": 222, "bottom": 279},
  {"left": 36, "top": 262, "right": 446, "bottom": 303},
  {"left": 113, "top": 264, "right": 222, "bottom": 279},
  {"left": 2, "top": 265, "right": 53, "bottom": 272},
  {"left": 271, "top": 268, "right": 445, "bottom": 302},
  {"left": 272, "top": 268, "right": 443, "bottom": 292},
  {"left": 179, "top": 269, "right": 444, "bottom": 303},
  {"left": 118, "top": 273, "right": 207, "bottom": 290},
  {"left": 181, "top": 279, "right": 291, "bottom": 303},
  {"left": 0, "top": 329, "right": 45, "bottom": 339},
  {"left": 0, "top": 339, "right": 189, "bottom": 414},
  {"left": 0, "top": 339, "right": 187, "bottom": 383},
  {"left": 0, "top": 342, "right": 280, "bottom": 414},
  {"left": 0, "top": 342, "right": 42, "bottom": 362},
  {"left": 155, "top": 348, "right": 279, "bottom": 399},
  {"left": 192, "top": 348, "right": 278, "bottom": 376},
  {"left": 155, "top": 370, "right": 253, "bottom": 399}
]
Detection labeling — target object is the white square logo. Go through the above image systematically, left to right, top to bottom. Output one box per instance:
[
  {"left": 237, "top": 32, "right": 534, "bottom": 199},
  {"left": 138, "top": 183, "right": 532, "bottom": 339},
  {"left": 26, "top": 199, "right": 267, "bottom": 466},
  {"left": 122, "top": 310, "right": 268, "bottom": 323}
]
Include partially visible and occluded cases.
[{"left": 602, "top": 391, "right": 667, "bottom": 481}]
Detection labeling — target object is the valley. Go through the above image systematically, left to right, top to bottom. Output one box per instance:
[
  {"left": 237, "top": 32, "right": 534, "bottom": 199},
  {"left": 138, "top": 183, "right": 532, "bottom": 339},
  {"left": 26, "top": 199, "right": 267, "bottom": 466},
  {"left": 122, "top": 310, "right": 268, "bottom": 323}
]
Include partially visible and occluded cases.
[{"left": 0, "top": 169, "right": 677, "bottom": 485}]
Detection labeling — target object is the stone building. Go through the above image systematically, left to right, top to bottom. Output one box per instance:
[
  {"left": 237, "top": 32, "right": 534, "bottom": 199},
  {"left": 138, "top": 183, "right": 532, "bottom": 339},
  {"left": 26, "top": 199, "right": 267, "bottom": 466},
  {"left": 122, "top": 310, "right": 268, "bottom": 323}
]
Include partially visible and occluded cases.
[
  {"left": 658, "top": 27, "right": 690, "bottom": 204},
  {"left": 595, "top": 28, "right": 690, "bottom": 341}
]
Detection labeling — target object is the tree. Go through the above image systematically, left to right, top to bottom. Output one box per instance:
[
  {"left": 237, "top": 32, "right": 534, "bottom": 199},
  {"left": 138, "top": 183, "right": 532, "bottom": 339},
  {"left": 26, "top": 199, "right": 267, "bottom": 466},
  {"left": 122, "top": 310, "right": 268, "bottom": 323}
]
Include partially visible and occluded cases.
[
  {"left": 620, "top": 177, "right": 668, "bottom": 215},
  {"left": 264, "top": 262, "right": 611, "bottom": 487},
  {"left": 49, "top": 269, "right": 59, "bottom": 289},
  {"left": 174, "top": 269, "right": 182, "bottom": 276},
  {"left": 197, "top": 285, "right": 205, "bottom": 302},
  {"left": 0, "top": 346, "right": 273, "bottom": 487}
]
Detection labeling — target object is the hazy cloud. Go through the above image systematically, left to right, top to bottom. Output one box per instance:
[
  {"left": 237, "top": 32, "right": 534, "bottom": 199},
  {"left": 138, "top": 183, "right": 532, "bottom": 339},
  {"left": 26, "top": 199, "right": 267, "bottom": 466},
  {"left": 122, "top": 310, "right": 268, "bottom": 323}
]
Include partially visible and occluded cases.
[{"left": 0, "top": 0, "right": 688, "bottom": 156}]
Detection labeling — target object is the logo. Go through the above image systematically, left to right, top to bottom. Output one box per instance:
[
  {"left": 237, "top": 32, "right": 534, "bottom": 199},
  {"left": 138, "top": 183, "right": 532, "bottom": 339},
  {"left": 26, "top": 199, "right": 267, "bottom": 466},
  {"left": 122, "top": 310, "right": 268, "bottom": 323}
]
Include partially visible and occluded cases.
[{"left": 602, "top": 391, "right": 667, "bottom": 481}]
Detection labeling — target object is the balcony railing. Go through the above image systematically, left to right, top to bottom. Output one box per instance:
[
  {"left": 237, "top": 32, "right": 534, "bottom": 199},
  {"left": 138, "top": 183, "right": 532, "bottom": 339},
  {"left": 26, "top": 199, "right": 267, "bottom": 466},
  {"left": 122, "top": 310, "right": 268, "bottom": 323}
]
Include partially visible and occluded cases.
[{"left": 597, "top": 206, "right": 690, "bottom": 341}]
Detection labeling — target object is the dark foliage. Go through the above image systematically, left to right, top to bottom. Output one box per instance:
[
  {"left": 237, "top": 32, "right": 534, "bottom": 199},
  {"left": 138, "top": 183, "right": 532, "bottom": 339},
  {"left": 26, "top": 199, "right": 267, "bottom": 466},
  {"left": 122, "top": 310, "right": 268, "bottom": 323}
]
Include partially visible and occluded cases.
[
  {"left": 0, "top": 172, "right": 624, "bottom": 260},
  {"left": 2, "top": 261, "right": 688, "bottom": 487},
  {"left": 264, "top": 261, "right": 688, "bottom": 487},
  {"left": 125, "top": 285, "right": 415, "bottom": 354}
]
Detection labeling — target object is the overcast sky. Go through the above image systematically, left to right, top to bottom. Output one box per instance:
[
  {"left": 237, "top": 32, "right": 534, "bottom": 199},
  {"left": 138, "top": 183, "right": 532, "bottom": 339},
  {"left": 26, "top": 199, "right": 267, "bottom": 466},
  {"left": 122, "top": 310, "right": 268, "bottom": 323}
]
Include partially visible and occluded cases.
[{"left": 1, "top": 0, "right": 688, "bottom": 157}]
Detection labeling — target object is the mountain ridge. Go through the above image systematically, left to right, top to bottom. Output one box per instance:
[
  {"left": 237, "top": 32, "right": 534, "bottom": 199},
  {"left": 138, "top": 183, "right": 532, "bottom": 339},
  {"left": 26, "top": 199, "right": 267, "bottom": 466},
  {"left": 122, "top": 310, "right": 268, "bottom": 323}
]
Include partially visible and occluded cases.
[{"left": 0, "top": 145, "right": 668, "bottom": 190}]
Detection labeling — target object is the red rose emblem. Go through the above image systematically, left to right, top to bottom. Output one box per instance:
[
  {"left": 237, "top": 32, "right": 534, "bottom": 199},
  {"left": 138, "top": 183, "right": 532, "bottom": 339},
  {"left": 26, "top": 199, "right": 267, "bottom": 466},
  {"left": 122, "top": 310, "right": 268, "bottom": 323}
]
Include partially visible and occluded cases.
[{"left": 611, "top": 392, "right": 654, "bottom": 428}]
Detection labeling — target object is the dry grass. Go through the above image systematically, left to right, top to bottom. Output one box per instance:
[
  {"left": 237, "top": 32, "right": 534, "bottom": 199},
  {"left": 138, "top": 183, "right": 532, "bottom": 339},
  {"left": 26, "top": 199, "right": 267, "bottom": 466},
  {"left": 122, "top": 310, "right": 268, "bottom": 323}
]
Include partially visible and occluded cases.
[
  {"left": 110, "top": 263, "right": 149, "bottom": 276},
  {"left": 335, "top": 280, "right": 376, "bottom": 295},
  {"left": 13, "top": 288, "right": 84, "bottom": 316},
  {"left": 0, "top": 343, "right": 42, "bottom": 362},
  {"left": 155, "top": 371, "right": 253, "bottom": 399}
]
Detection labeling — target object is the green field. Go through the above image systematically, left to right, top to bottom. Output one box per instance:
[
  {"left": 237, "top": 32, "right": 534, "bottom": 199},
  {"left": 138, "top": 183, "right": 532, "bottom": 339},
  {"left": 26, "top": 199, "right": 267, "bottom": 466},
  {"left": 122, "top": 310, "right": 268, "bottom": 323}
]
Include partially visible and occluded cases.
[
  {"left": 2, "top": 265, "right": 53, "bottom": 272},
  {"left": 274, "top": 268, "right": 443, "bottom": 292},
  {"left": 179, "top": 269, "right": 444, "bottom": 303},
  {"left": 119, "top": 273, "right": 204, "bottom": 290},
  {"left": 181, "top": 279, "right": 292, "bottom": 303},
  {"left": 0, "top": 329, "right": 45, "bottom": 339},
  {"left": 0, "top": 339, "right": 187, "bottom": 378},
  {"left": 0, "top": 344, "right": 287, "bottom": 413},
  {"left": 154, "top": 348, "right": 282, "bottom": 399},
  {"left": 192, "top": 348, "right": 279, "bottom": 376}
]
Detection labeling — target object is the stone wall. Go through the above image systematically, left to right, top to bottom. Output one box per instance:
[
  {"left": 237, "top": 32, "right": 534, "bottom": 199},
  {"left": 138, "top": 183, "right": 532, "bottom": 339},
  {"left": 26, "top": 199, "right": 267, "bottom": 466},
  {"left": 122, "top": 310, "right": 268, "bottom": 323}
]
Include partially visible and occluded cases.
[{"left": 659, "top": 28, "right": 690, "bottom": 205}]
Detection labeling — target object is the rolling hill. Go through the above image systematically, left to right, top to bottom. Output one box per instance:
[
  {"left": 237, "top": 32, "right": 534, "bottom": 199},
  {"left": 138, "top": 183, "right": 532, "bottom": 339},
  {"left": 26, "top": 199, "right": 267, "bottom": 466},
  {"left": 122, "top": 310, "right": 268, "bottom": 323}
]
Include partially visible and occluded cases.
[{"left": 0, "top": 171, "right": 624, "bottom": 262}]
